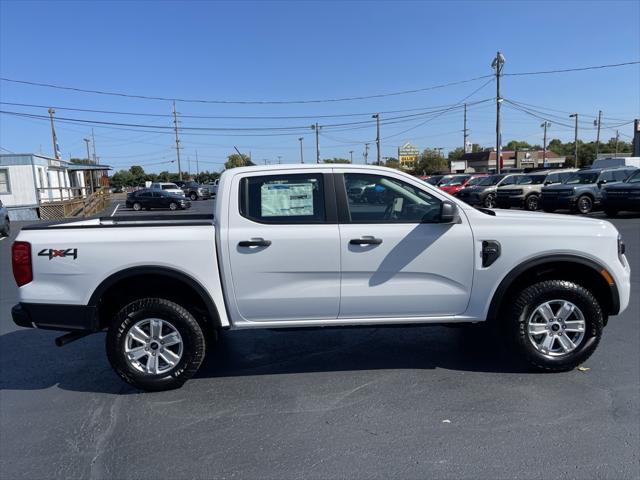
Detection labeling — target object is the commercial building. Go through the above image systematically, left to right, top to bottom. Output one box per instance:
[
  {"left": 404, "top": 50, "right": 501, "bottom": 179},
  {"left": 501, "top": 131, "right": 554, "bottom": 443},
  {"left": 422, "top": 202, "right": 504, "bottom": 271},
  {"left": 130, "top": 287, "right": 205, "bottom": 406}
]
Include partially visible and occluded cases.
[{"left": 453, "top": 149, "right": 567, "bottom": 173}]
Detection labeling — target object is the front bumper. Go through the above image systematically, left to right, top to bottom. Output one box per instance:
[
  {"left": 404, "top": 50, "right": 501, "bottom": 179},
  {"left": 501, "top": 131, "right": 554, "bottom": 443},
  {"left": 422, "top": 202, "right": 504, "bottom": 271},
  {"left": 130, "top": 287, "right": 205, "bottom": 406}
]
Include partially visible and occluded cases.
[
  {"left": 496, "top": 195, "right": 524, "bottom": 208},
  {"left": 540, "top": 195, "right": 578, "bottom": 210},
  {"left": 12, "top": 303, "right": 99, "bottom": 331}
]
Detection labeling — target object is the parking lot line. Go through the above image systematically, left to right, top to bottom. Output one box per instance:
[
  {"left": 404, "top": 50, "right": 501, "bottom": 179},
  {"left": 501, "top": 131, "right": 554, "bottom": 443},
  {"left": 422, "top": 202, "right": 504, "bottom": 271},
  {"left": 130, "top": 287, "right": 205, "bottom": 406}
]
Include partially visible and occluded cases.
[{"left": 110, "top": 203, "right": 120, "bottom": 217}]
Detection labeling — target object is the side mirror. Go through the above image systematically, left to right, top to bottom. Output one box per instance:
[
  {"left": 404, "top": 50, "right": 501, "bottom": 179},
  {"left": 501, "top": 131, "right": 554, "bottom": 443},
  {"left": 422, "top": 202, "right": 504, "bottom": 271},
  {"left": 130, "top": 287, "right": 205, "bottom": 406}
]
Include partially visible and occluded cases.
[
  {"left": 598, "top": 179, "right": 607, "bottom": 187},
  {"left": 440, "top": 201, "right": 459, "bottom": 223}
]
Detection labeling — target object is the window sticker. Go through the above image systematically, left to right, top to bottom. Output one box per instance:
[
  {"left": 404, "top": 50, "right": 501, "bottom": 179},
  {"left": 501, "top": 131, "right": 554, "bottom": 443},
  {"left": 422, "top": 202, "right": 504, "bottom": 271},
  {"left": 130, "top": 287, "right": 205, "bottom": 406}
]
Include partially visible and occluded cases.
[{"left": 261, "top": 182, "right": 314, "bottom": 217}]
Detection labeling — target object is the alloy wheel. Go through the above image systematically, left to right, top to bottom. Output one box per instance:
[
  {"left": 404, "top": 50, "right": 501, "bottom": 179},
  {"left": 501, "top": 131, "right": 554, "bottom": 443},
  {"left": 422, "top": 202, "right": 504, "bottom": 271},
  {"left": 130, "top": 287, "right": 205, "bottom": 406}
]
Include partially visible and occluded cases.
[
  {"left": 527, "top": 299, "right": 586, "bottom": 357},
  {"left": 124, "top": 318, "right": 183, "bottom": 375}
]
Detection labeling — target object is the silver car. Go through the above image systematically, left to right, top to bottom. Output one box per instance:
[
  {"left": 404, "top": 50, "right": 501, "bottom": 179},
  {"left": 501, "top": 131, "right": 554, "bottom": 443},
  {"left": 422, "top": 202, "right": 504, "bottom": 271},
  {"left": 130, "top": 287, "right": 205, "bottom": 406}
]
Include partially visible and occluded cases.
[{"left": 0, "top": 200, "right": 9, "bottom": 237}]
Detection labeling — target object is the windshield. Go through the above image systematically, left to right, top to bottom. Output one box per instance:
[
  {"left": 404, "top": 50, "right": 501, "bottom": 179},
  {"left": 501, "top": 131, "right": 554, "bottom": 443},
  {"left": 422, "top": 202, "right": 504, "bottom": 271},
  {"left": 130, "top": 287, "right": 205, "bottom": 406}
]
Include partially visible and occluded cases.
[
  {"left": 626, "top": 171, "right": 640, "bottom": 183},
  {"left": 565, "top": 172, "right": 599, "bottom": 184},
  {"left": 441, "top": 175, "right": 470, "bottom": 186},
  {"left": 477, "top": 175, "right": 503, "bottom": 186},
  {"left": 516, "top": 175, "right": 545, "bottom": 185},
  {"left": 425, "top": 176, "right": 443, "bottom": 185},
  {"left": 466, "top": 176, "right": 486, "bottom": 187}
]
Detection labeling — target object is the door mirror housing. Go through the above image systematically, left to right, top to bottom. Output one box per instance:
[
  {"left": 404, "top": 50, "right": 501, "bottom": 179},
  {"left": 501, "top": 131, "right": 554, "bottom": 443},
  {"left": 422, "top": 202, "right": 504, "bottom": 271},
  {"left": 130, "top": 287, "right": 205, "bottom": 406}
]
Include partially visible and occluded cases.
[
  {"left": 598, "top": 179, "right": 607, "bottom": 187},
  {"left": 439, "top": 201, "right": 459, "bottom": 223}
]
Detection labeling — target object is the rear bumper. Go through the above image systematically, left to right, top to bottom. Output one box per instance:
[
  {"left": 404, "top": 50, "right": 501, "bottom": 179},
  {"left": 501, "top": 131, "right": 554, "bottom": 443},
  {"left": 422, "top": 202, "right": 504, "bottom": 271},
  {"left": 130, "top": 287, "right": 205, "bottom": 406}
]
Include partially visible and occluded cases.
[{"left": 12, "top": 303, "right": 99, "bottom": 332}]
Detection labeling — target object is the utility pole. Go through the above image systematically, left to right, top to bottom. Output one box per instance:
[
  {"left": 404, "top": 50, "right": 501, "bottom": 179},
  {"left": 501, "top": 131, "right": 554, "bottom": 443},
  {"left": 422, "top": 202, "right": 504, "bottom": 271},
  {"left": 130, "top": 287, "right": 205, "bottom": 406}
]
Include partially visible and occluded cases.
[
  {"left": 491, "top": 51, "right": 505, "bottom": 174},
  {"left": 172, "top": 100, "right": 183, "bottom": 180},
  {"left": 463, "top": 103, "right": 469, "bottom": 153},
  {"left": 48, "top": 108, "right": 60, "bottom": 159},
  {"left": 594, "top": 110, "right": 602, "bottom": 156},
  {"left": 372, "top": 113, "right": 380, "bottom": 165},
  {"left": 569, "top": 113, "right": 579, "bottom": 167},
  {"left": 633, "top": 119, "right": 640, "bottom": 157},
  {"left": 541, "top": 121, "right": 551, "bottom": 167},
  {"left": 311, "top": 123, "right": 320, "bottom": 163},
  {"left": 91, "top": 128, "right": 97, "bottom": 163},
  {"left": 615, "top": 130, "right": 620, "bottom": 157},
  {"left": 298, "top": 137, "right": 304, "bottom": 163},
  {"left": 83, "top": 138, "right": 94, "bottom": 194},
  {"left": 364, "top": 143, "right": 369, "bottom": 164},
  {"left": 195, "top": 150, "right": 200, "bottom": 179},
  {"left": 349, "top": 150, "right": 353, "bottom": 163},
  {"left": 277, "top": 155, "right": 282, "bottom": 164},
  {"left": 188, "top": 156, "right": 191, "bottom": 177}
]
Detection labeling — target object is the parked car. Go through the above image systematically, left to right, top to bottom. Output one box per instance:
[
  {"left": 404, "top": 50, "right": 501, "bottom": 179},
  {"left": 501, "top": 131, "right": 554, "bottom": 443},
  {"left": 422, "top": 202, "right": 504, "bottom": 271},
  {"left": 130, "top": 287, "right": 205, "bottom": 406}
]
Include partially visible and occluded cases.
[
  {"left": 11, "top": 164, "right": 631, "bottom": 391},
  {"left": 541, "top": 167, "right": 637, "bottom": 214},
  {"left": 496, "top": 169, "right": 576, "bottom": 211},
  {"left": 601, "top": 169, "right": 640, "bottom": 217},
  {"left": 440, "top": 173, "right": 488, "bottom": 196},
  {"left": 455, "top": 173, "right": 512, "bottom": 208},
  {"left": 424, "top": 174, "right": 445, "bottom": 186},
  {"left": 439, "top": 174, "right": 472, "bottom": 195},
  {"left": 206, "top": 179, "right": 219, "bottom": 198},
  {"left": 174, "top": 180, "right": 211, "bottom": 201},
  {"left": 150, "top": 182, "right": 185, "bottom": 197},
  {"left": 125, "top": 189, "right": 192, "bottom": 211},
  {"left": 0, "top": 199, "right": 9, "bottom": 237}
]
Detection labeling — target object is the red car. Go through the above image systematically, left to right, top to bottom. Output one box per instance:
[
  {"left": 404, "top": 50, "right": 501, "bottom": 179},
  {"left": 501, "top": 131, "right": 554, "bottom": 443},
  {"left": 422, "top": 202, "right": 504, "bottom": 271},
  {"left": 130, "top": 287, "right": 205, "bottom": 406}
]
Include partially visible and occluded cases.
[{"left": 439, "top": 174, "right": 487, "bottom": 195}]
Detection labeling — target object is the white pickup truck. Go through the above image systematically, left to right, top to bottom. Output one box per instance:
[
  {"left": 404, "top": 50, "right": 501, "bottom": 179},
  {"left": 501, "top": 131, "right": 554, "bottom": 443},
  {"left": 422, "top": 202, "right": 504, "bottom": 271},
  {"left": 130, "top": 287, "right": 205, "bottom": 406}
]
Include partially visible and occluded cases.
[{"left": 11, "top": 165, "right": 631, "bottom": 391}]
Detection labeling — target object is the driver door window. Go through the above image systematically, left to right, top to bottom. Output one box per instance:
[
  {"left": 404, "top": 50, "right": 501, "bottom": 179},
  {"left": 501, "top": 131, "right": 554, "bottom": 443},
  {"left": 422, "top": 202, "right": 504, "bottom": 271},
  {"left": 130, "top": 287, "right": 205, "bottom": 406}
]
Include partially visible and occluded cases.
[{"left": 343, "top": 173, "right": 442, "bottom": 223}]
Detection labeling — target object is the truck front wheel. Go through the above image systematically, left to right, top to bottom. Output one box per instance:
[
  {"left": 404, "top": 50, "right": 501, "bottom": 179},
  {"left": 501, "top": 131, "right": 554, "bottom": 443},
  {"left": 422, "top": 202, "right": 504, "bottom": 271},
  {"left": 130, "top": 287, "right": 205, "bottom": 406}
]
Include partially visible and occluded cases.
[
  {"left": 508, "top": 280, "right": 603, "bottom": 372},
  {"left": 106, "top": 298, "right": 206, "bottom": 391}
]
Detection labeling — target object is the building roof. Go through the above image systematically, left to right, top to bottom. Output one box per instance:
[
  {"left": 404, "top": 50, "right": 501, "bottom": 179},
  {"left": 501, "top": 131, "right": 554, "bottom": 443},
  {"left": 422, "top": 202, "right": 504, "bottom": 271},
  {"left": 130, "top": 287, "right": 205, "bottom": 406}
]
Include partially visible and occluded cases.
[
  {"left": 459, "top": 150, "right": 561, "bottom": 161},
  {"left": 67, "top": 163, "right": 112, "bottom": 171}
]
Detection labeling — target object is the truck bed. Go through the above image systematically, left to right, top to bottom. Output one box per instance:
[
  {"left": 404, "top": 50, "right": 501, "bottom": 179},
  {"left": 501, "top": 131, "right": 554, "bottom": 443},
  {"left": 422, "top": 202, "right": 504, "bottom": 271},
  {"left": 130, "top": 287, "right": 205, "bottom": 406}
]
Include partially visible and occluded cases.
[{"left": 22, "top": 213, "right": 214, "bottom": 230}]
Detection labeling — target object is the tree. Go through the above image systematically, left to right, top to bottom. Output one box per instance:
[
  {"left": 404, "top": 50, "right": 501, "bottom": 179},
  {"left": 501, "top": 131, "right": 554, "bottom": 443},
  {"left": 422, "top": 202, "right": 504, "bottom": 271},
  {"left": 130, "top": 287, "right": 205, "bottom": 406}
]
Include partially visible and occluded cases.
[
  {"left": 448, "top": 147, "right": 465, "bottom": 161},
  {"left": 412, "top": 148, "right": 448, "bottom": 175},
  {"left": 225, "top": 153, "right": 253, "bottom": 169},
  {"left": 322, "top": 157, "right": 350, "bottom": 164},
  {"left": 385, "top": 157, "right": 399, "bottom": 169},
  {"left": 70, "top": 158, "right": 94, "bottom": 165},
  {"left": 109, "top": 169, "right": 135, "bottom": 190}
]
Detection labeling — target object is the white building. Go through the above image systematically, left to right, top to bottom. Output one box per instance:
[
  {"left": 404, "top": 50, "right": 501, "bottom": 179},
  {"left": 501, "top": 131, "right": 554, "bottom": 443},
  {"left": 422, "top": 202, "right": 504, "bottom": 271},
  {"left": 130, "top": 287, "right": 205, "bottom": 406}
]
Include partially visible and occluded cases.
[{"left": 0, "top": 153, "right": 110, "bottom": 220}]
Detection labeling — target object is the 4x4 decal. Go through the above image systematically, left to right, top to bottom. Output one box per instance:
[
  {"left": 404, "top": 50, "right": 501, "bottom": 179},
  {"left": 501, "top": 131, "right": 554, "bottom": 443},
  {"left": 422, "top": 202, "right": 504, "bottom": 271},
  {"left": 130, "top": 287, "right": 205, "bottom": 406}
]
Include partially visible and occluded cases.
[{"left": 38, "top": 248, "right": 78, "bottom": 260}]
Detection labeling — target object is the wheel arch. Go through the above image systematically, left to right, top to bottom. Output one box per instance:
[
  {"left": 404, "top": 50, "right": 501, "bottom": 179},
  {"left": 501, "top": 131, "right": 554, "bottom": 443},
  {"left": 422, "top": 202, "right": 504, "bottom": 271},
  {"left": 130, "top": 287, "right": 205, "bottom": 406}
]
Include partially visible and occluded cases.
[
  {"left": 487, "top": 254, "right": 620, "bottom": 323},
  {"left": 89, "top": 266, "right": 223, "bottom": 331}
]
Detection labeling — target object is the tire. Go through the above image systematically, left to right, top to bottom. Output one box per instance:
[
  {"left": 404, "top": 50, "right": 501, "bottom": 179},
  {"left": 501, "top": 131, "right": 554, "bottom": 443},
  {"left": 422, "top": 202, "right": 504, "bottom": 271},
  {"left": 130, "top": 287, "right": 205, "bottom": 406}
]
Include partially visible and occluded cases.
[
  {"left": 190, "top": 193, "right": 198, "bottom": 201},
  {"left": 483, "top": 194, "right": 496, "bottom": 209},
  {"left": 525, "top": 194, "right": 540, "bottom": 211},
  {"left": 574, "top": 195, "right": 593, "bottom": 214},
  {"left": 132, "top": 202, "right": 142, "bottom": 211},
  {"left": 169, "top": 202, "right": 178, "bottom": 211},
  {"left": 604, "top": 208, "right": 618, "bottom": 218},
  {"left": 507, "top": 280, "right": 603, "bottom": 372},
  {"left": 106, "top": 298, "right": 206, "bottom": 391}
]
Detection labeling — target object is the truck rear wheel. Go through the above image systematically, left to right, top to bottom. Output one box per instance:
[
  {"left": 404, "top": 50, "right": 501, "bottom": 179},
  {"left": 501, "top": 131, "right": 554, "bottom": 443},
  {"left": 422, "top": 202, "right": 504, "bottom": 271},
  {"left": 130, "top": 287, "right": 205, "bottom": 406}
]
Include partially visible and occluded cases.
[
  {"left": 507, "top": 280, "right": 603, "bottom": 372},
  {"left": 106, "top": 298, "right": 206, "bottom": 391}
]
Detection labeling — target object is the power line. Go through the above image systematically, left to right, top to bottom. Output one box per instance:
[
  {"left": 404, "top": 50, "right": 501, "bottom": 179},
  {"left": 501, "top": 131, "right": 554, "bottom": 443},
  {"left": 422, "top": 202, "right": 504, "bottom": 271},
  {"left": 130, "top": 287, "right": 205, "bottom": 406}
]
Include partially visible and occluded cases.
[
  {"left": 503, "top": 60, "right": 640, "bottom": 77},
  {"left": 0, "top": 74, "right": 494, "bottom": 104}
]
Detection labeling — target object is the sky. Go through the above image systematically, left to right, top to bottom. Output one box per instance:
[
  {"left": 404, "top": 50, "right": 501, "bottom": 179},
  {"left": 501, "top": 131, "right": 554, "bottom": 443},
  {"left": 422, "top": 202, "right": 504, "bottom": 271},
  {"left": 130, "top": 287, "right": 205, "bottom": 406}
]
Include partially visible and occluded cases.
[{"left": 0, "top": 0, "right": 639, "bottom": 174}]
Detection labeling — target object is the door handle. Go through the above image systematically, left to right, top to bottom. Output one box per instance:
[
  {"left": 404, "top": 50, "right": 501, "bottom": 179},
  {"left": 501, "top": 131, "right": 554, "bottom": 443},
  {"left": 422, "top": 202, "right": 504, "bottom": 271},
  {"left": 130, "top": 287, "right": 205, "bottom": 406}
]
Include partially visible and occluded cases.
[
  {"left": 349, "top": 237, "right": 382, "bottom": 245},
  {"left": 238, "top": 238, "right": 272, "bottom": 247}
]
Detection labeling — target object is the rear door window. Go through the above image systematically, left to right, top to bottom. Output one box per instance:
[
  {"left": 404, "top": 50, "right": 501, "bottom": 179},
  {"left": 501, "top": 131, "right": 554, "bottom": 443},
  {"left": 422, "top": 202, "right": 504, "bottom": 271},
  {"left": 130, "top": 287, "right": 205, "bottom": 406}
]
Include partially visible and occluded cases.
[{"left": 240, "top": 173, "right": 326, "bottom": 224}]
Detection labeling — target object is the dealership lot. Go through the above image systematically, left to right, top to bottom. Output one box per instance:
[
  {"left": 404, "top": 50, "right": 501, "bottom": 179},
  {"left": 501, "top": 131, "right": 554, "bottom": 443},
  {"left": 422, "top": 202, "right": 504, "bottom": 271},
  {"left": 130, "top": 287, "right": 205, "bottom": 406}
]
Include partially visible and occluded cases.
[{"left": 1, "top": 207, "right": 638, "bottom": 479}]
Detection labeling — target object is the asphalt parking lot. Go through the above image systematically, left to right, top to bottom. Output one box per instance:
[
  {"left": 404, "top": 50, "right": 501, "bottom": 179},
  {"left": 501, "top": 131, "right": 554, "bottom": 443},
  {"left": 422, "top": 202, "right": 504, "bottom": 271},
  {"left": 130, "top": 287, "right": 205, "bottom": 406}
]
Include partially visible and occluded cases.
[{"left": 0, "top": 202, "right": 638, "bottom": 479}]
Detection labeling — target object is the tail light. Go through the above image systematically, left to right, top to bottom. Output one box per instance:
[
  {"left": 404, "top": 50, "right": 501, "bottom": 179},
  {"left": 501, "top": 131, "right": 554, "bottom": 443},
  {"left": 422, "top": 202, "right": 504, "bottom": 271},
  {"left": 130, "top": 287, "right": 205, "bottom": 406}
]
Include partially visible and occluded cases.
[{"left": 12, "top": 241, "right": 33, "bottom": 287}]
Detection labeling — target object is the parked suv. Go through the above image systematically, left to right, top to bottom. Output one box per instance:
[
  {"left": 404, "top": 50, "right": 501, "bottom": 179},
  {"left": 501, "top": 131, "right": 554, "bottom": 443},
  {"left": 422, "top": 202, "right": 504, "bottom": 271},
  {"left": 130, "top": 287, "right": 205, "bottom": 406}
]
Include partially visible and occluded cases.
[
  {"left": 541, "top": 167, "right": 636, "bottom": 214},
  {"left": 496, "top": 169, "right": 576, "bottom": 211},
  {"left": 600, "top": 170, "right": 640, "bottom": 217},
  {"left": 455, "top": 173, "right": 514, "bottom": 208},
  {"left": 174, "top": 180, "right": 210, "bottom": 201},
  {"left": 150, "top": 182, "right": 185, "bottom": 197},
  {"left": 0, "top": 199, "right": 9, "bottom": 237}
]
